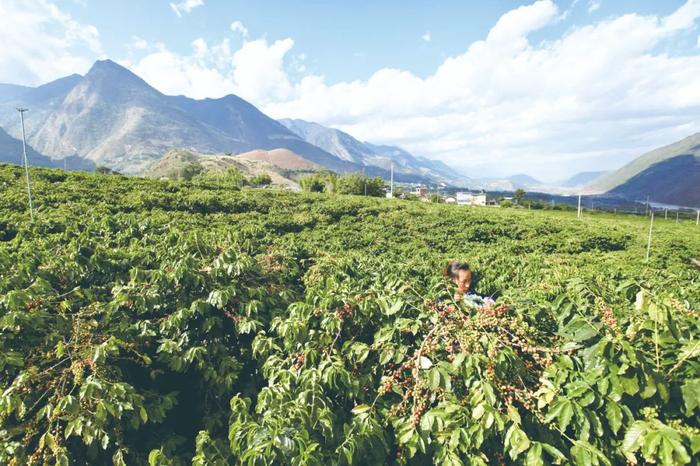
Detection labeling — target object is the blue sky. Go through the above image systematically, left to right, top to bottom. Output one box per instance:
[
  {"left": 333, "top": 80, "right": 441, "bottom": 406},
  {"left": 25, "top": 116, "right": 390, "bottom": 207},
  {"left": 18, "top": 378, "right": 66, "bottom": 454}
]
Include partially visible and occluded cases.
[
  {"left": 1, "top": 0, "right": 700, "bottom": 180},
  {"left": 60, "top": 0, "right": 693, "bottom": 82}
]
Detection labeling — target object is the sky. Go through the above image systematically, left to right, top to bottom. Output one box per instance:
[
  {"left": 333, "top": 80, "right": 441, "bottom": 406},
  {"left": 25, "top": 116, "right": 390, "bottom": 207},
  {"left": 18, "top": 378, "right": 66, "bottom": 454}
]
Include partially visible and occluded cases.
[{"left": 1, "top": 0, "right": 700, "bottom": 181}]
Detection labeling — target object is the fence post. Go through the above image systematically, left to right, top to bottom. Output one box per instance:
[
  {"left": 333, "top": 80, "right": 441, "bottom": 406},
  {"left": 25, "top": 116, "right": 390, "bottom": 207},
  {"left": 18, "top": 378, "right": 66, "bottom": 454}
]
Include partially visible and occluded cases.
[{"left": 645, "top": 211, "right": 654, "bottom": 262}]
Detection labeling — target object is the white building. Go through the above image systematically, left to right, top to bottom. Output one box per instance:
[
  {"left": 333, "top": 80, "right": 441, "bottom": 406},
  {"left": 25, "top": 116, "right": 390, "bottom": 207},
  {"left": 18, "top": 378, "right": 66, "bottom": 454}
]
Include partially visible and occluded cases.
[{"left": 456, "top": 192, "right": 487, "bottom": 206}]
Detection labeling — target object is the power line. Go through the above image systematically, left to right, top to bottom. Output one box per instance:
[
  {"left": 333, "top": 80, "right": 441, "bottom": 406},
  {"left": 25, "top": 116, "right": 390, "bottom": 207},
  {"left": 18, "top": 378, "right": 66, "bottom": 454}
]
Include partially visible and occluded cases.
[{"left": 17, "top": 108, "right": 34, "bottom": 221}]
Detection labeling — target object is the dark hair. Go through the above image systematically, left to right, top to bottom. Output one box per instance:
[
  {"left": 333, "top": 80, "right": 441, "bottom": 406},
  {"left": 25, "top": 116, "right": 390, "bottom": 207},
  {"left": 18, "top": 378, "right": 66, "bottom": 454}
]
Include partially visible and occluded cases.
[{"left": 444, "top": 261, "right": 470, "bottom": 279}]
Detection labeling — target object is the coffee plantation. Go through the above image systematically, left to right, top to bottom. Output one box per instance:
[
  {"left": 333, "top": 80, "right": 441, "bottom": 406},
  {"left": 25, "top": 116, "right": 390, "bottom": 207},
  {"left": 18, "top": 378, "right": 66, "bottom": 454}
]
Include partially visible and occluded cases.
[{"left": 0, "top": 165, "right": 698, "bottom": 465}]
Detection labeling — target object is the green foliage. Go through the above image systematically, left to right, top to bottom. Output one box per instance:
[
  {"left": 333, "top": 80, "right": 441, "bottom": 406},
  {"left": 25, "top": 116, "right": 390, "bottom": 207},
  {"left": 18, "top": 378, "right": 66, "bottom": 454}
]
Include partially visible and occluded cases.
[
  {"left": 167, "top": 161, "right": 205, "bottom": 182},
  {"left": 0, "top": 164, "right": 698, "bottom": 465},
  {"left": 95, "top": 166, "right": 121, "bottom": 176},
  {"left": 195, "top": 166, "right": 247, "bottom": 189},
  {"left": 300, "top": 171, "right": 335, "bottom": 193},
  {"left": 300, "top": 172, "right": 385, "bottom": 197},
  {"left": 248, "top": 174, "right": 272, "bottom": 187},
  {"left": 335, "top": 174, "right": 385, "bottom": 197},
  {"left": 514, "top": 189, "right": 526, "bottom": 205}
]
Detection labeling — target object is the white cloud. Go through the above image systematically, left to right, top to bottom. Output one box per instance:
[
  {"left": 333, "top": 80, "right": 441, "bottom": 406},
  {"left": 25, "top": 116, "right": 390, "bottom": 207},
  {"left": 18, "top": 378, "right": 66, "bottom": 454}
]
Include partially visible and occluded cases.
[
  {"left": 0, "top": 0, "right": 103, "bottom": 85},
  {"left": 5, "top": 0, "right": 700, "bottom": 179},
  {"left": 120, "top": 0, "right": 700, "bottom": 179},
  {"left": 170, "top": 0, "right": 204, "bottom": 18},
  {"left": 257, "top": 0, "right": 700, "bottom": 179},
  {"left": 662, "top": 0, "right": 700, "bottom": 31},
  {"left": 588, "top": 1, "right": 601, "bottom": 13},
  {"left": 230, "top": 20, "right": 249, "bottom": 38},
  {"left": 422, "top": 31, "right": 432, "bottom": 42},
  {"left": 129, "top": 36, "right": 148, "bottom": 50},
  {"left": 127, "top": 38, "right": 236, "bottom": 99}
]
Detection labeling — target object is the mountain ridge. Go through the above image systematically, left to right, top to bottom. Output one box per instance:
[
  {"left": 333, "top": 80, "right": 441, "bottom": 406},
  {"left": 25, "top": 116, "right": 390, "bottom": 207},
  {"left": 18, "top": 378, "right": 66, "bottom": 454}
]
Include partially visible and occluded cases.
[
  {"left": 0, "top": 60, "right": 376, "bottom": 175},
  {"left": 279, "top": 118, "right": 469, "bottom": 184},
  {"left": 588, "top": 133, "right": 700, "bottom": 207}
]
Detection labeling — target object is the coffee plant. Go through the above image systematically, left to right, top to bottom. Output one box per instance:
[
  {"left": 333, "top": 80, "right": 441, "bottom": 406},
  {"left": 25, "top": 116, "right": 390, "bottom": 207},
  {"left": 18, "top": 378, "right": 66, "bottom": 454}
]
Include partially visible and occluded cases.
[{"left": 0, "top": 165, "right": 698, "bottom": 465}]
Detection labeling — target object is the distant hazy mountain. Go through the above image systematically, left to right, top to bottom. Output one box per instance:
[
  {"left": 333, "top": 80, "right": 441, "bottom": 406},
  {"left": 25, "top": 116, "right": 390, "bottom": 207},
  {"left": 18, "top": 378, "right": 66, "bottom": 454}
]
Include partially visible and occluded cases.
[
  {"left": 0, "top": 60, "right": 370, "bottom": 175},
  {"left": 279, "top": 118, "right": 469, "bottom": 184},
  {"left": 0, "top": 127, "right": 93, "bottom": 171},
  {"left": 589, "top": 133, "right": 700, "bottom": 207},
  {"left": 560, "top": 171, "right": 607, "bottom": 188},
  {"left": 507, "top": 174, "right": 542, "bottom": 189}
]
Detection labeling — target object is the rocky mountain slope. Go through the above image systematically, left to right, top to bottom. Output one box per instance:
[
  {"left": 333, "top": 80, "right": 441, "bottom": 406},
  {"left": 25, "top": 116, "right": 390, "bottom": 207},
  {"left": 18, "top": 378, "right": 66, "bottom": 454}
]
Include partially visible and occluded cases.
[
  {"left": 0, "top": 61, "right": 368, "bottom": 175},
  {"left": 279, "top": 118, "right": 469, "bottom": 185},
  {"left": 0, "top": 127, "right": 93, "bottom": 171}
]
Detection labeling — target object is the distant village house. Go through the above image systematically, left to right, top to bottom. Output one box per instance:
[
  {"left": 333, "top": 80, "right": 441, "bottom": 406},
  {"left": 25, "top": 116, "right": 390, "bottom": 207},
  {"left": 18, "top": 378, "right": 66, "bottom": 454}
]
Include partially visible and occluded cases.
[
  {"left": 413, "top": 186, "right": 429, "bottom": 198},
  {"left": 456, "top": 192, "right": 487, "bottom": 206}
]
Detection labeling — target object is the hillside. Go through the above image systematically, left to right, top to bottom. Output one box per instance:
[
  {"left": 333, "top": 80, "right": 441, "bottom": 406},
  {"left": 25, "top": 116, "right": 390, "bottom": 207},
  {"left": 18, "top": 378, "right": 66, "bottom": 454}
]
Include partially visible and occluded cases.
[
  {"left": 0, "top": 61, "right": 369, "bottom": 175},
  {"left": 280, "top": 118, "right": 470, "bottom": 184},
  {"left": 0, "top": 127, "right": 93, "bottom": 171},
  {"left": 589, "top": 132, "right": 700, "bottom": 206},
  {"left": 145, "top": 148, "right": 309, "bottom": 189},
  {"left": 236, "top": 148, "right": 320, "bottom": 170},
  {"left": 609, "top": 154, "right": 700, "bottom": 207}
]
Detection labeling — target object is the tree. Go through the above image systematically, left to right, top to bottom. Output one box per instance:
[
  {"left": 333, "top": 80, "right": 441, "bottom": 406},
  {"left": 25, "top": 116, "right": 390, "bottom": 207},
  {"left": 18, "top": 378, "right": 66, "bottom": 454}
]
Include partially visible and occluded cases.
[
  {"left": 180, "top": 161, "right": 204, "bottom": 181},
  {"left": 95, "top": 166, "right": 121, "bottom": 175},
  {"left": 217, "top": 167, "right": 247, "bottom": 187},
  {"left": 300, "top": 171, "right": 337, "bottom": 193},
  {"left": 249, "top": 174, "right": 272, "bottom": 187},
  {"left": 300, "top": 174, "right": 328, "bottom": 192},
  {"left": 334, "top": 174, "right": 385, "bottom": 197},
  {"left": 514, "top": 188, "right": 526, "bottom": 205},
  {"left": 500, "top": 199, "right": 513, "bottom": 208}
]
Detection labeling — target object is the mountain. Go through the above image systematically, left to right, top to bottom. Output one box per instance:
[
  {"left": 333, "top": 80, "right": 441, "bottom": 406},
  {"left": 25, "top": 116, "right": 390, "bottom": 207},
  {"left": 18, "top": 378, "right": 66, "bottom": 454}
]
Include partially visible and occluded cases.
[
  {"left": 0, "top": 60, "right": 371, "bottom": 175},
  {"left": 0, "top": 74, "right": 83, "bottom": 136},
  {"left": 279, "top": 118, "right": 469, "bottom": 184},
  {"left": 278, "top": 119, "right": 369, "bottom": 164},
  {"left": 0, "top": 127, "right": 93, "bottom": 171},
  {"left": 589, "top": 133, "right": 700, "bottom": 207},
  {"left": 145, "top": 148, "right": 305, "bottom": 189},
  {"left": 236, "top": 149, "right": 320, "bottom": 170},
  {"left": 560, "top": 171, "right": 607, "bottom": 188},
  {"left": 507, "top": 174, "right": 542, "bottom": 189}
]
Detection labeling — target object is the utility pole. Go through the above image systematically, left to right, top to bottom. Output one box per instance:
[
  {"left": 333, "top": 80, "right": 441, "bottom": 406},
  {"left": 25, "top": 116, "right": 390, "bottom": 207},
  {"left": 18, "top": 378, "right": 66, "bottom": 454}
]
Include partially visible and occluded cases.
[
  {"left": 17, "top": 108, "right": 34, "bottom": 221},
  {"left": 390, "top": 163, "right": 394, "bottom": 198},
  {"left": 577, "top": 193, "right": 582, "bottom": 219},
  {"left": 664, "top": 208, "right": 668, "bottom": 220},
  {"left": 697, "top": 209, "right": 699, "bottom": 226},
  {"left": 645, "top": 211, "right": 654, "bottom": 262},
  {"left": 676, "top": 211, "right": 679, "bottom": 224}
]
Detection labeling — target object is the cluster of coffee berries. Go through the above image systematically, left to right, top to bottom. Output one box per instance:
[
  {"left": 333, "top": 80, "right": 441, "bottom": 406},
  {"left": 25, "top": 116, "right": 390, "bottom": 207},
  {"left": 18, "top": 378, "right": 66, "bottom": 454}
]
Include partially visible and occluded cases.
[
  {"left": 336, "top": 303, "right": 353, "bottom": 320},
  {"left": 600, "top": 305, "right": 619, "bottom": 333},
  {"left": 293, "top": 353, "right": 305, "bottom": 369}
]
